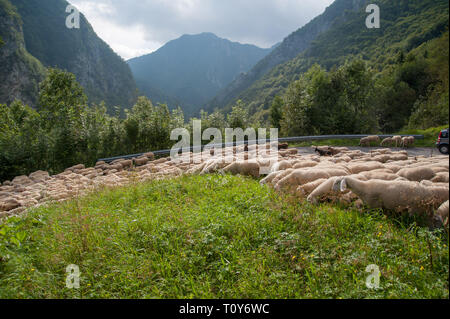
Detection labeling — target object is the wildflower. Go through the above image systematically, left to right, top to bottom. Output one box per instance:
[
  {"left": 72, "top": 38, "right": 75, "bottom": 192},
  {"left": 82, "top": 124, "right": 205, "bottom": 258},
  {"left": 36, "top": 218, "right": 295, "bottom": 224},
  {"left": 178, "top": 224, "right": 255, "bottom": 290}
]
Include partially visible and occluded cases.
[
  {"left": 292, "top": 256, "right": 296, "bottom": 261},
  {"left": 420, "top": 266, "right": 424, "bottom": 271}
]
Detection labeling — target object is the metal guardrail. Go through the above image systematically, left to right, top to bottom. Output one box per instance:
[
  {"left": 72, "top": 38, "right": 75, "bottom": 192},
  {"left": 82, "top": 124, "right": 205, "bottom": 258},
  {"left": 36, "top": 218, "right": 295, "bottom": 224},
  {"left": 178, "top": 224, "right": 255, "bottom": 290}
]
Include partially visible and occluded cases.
[{"left": 97, "top": 134, "right": 425, "bottom": 163}]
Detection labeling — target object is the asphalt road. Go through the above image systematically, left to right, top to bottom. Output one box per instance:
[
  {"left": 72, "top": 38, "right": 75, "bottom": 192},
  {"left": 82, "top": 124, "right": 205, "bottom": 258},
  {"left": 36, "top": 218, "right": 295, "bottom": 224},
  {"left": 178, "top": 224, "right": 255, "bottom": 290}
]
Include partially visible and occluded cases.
[{"left": 296, "top": 147, "right": 447, "bottom": 158}]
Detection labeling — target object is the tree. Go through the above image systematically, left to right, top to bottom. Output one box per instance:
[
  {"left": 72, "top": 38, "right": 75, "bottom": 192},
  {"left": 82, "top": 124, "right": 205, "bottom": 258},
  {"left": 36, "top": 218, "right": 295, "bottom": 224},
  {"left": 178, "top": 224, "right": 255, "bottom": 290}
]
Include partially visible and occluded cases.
[
  {"left": 280, "top": 61, "right": 379, "bottom": 136},
  {"left": 38, "top": 68, "right": 87, "bottom": 130},
  {"left": 38, "top": 68, "right": 89, "bottom": 170},
  {"left": 270, "top": 96, "right": 283, "bottom": 128},
  {"left": 227, "top": 100, "right": 249, "bottom": 129}
]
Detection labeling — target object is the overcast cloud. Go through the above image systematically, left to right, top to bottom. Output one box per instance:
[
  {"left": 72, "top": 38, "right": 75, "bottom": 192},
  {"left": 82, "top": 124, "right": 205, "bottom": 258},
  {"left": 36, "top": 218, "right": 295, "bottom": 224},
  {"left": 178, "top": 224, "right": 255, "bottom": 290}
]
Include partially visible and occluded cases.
[{"left": 68, "top": 0, "right": 334, "bottom": 60}]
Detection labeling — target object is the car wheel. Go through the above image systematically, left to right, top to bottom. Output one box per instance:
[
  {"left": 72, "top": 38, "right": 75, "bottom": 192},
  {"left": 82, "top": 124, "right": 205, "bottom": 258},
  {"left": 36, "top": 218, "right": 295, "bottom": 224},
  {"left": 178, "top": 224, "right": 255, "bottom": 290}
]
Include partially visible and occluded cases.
[{"left": 439, "top": 144, "right": 449, "bottom": 155}]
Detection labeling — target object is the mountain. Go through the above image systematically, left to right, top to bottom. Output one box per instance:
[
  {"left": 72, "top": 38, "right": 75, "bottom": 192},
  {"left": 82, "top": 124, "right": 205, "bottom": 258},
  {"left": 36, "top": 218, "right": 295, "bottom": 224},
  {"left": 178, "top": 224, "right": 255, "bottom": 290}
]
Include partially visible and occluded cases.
[
  {"left": 0, "top": 0, "right": 138, "bottom": 112},
  {"left": 0, "top": 0, "right": 46, "bottom": 106},
  {"left": 206, "top": 0, "right": 367, "bottom": 113},
  {"left": 207, "top": 0, "right": 449, "bottom": 118},
  {"left": 128, "top": 33, "right": 273, "bottom": 118}
]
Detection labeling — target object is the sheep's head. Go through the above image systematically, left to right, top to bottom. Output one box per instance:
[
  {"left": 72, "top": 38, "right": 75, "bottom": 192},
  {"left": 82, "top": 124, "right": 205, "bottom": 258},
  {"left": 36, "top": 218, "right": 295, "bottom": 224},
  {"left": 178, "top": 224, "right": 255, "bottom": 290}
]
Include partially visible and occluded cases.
[{"left": 332, "top": 177, "right": 346, "bottom": 192}]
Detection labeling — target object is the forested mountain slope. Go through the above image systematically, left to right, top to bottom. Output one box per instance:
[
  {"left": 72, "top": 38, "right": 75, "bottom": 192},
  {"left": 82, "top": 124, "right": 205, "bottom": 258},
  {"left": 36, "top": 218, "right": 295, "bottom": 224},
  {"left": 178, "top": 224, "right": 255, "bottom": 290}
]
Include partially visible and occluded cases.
[
  {"left": 0, "top": 0, "right": 46, "bottom": 106},
  {"left": 1, "top": 0, "right": 138, "bottom": 112},
  {"left": 209, "top": 0, "right": 449, "bottom": 118},
  {"left": 128, "top": 33, "right": 273, "bottom": 118}
]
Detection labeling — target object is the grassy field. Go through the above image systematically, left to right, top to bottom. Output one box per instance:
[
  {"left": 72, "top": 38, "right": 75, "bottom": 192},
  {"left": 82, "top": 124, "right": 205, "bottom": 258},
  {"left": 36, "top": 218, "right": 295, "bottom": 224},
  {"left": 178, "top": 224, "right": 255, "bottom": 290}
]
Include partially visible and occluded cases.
[
  {"left": 290, "top": 125, "right": 448, "bottom": 148},
  {"left": 0, "top": 174, "right": 448, "bottom": 299}
]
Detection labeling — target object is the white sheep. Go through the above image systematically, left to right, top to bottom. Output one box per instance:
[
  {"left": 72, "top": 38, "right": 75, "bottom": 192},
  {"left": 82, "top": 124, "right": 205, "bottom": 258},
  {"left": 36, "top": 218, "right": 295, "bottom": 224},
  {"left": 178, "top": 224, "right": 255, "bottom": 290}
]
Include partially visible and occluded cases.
[
  {"left": 392, "top": 136, "right": 403, "bottom": 147},
  {"left": 380, "top": 137, "right": 394, "bottom": 147},
  {"left": 222, "top": 161, "right": 260, "bottom": 178},
  {"left": 397, "top": 167, "right": 436, "bottom": 182},
  {"left": 274, "top": 169, "right": 332, "bottom": 192},
  {"left": 333, "top": 177, "right": 449, "bottom": 219},
  {"left": 296, "top": 179, "right": 327, "bottom": 197},
  {"left": 436, "top": 200, "right": 449, "bottom": 228}
]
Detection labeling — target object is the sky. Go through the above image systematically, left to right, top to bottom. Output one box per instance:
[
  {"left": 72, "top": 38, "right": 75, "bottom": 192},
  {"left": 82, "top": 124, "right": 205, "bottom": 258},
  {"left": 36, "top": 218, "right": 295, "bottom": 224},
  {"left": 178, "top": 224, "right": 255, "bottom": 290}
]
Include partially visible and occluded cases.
[{"left": 68, "top": 0, "right": 334, "bottom": 60}]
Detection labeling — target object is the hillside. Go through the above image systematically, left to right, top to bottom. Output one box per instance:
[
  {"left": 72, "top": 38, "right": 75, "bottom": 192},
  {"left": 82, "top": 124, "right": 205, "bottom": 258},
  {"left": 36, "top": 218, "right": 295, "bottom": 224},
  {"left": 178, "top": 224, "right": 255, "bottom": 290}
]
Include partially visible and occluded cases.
[
  {"left": 0, "top": 0, "right": 46, "bottom": 106},
  {"left": 1, "top": 0, "right": 137, "bottom": 112},
  {"left": 208, "top": 0, "right": 449, "bottom": 119},
  {"left": 128, "top": 33, "right": 273, "bottom": 118}
]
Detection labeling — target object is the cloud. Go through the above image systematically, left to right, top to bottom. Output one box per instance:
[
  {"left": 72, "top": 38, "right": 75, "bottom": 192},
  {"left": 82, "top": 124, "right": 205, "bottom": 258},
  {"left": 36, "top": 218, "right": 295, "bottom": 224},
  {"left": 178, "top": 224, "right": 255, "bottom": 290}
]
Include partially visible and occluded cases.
[{"left": 68, "top": 0, "right": 334, "bottom": 60}]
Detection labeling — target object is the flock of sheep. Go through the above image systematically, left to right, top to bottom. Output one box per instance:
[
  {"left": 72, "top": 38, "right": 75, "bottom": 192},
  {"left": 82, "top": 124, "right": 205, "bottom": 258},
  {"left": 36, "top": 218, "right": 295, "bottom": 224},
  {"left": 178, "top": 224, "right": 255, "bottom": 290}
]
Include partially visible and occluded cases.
[
  {"left": 361, "top": 135, "right": 415, "bottom": 148},
  {"left": 0, "top": 141, "right": 448, "bottom": 228}
]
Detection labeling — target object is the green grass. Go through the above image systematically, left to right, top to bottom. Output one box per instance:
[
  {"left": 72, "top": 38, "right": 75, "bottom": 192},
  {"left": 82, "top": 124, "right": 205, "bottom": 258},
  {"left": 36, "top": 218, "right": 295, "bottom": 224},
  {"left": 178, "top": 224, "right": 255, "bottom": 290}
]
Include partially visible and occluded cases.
[{"left": 0, "top": 174, "right": 448, "bottom": 299}]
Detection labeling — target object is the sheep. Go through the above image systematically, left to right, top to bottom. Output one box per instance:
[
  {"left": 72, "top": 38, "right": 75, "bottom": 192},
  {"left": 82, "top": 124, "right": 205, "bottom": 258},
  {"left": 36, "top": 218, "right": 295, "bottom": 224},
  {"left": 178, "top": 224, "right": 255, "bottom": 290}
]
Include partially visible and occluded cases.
[
  {"left": 360, "top": 135, "right": 380, "bottom": 147},
  {"left": 368, "top": 136, "right": 381, "bottom": 144},
  {"left": 392, "top": 136, "right": 403, "bottom": 147},
  {"left": 401, "top": 136, "right": 415, "bottom": 148},
  {"left": 359, "top": 137, "right": 371, "bottom": 147},
  {"left": 380, "top": 137, "right": 394, "bottom": 147},
  {"left": 278, "top": 143, "right": 289, "bottom": 150},
  {"left": 315, "top": 147, "right": 330, "bottom": 156},
  {"left": 375, "top": 148, "right": 393, "bottom": 154},
  {"left": 134, "top": 157, "right": 149, "bottom": 166},
  {"left": 200, "top": 158, "right": 234, "bottom": 175},
  {"left": 270, "top": 160, "right": 293, "bottom": 173},
  {"left": 222, "top": 161, "right": 260, "bottom": 178},
  {"left": 293, "top": 161, "right": 319, "bottom": 169},
  {"left": 348, "top": 162, "right": 386, "bottom": 174},
  {"left": 65, "top": 164, "right": 85, "bottom": 172},
  {"left": 430, "top": 166, "right": 449, "bottom": 174},
  {"left": 274, "top": 167, "right": 345, "bottom": 192},
  {"left": 397, "top": 167, "right": 436, "bottom": 182},
  {"left": 268, "top": 168, "right": 295, "bottom": 185},
  {"left": 29, "top": 171, "right": 50, "bottom": 183},
  {"left": 358, "top": 171, "right": 401, "bottom": 181},
  {"left": 431, "top": 172, "right": 449, "bottom": 183},
  {"left": 12, "top": 175, "right": 34, "bottom": 186},
  {"left": 307, "top": 177, "right": 345, "bottom": 204},
  {"left": 333, "top": 177, "right": 449, "bottom": 219},
  {"left": 296, "top": 179, "right": 327, "bottom": 197},
  {"left": 420, "top": 180, "right": 449, "bottom": 189},
  {"left": 0, "top": 198, "right": 21, "bottom": 212},
  {"left": 436, "top": 201, "right": 449, "bottom": 228}
]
